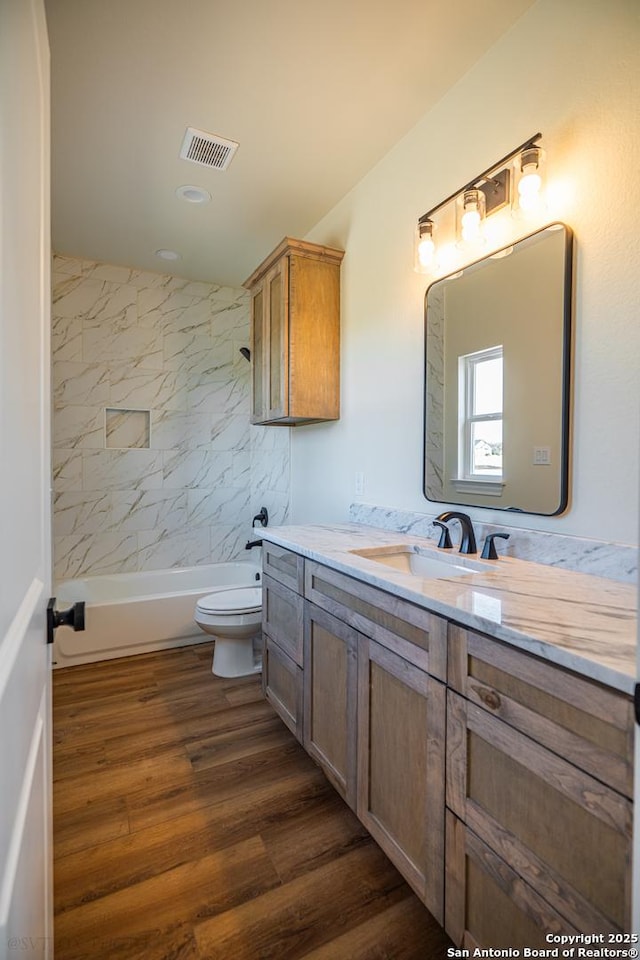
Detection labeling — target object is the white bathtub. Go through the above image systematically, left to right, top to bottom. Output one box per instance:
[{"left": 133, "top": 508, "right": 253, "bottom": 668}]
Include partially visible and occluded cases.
[{"left": 53, "top": 561, "right": 262, "bottom": 668}]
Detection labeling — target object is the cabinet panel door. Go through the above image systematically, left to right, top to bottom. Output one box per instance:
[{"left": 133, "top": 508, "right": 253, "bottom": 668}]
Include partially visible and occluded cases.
[
  {"left": 266, "top": 258, "right": 289, "bottom": 421},
  {"left": 250, "top": 286, "right": 266, "bottom": 422},
  {"left": 262, "top": 574, "right": 303, "bottom": 666},
  {"left": 303, "top": 603, "right": 357, "bottom": 808},
  {"left": 448, "top": 626, "right": 634, "bottom": 797},
  {"left": 357, "top": 635, "right": 445, "bottom": 922},
  {"left": 263, "top": 636, "right": 303, "bottom": 742},
  {"left": 447, "top": 690, "right": 632, "bottom": 934},
  {"left": 445, "top": 812, "right": 579, "bottom": 948}
]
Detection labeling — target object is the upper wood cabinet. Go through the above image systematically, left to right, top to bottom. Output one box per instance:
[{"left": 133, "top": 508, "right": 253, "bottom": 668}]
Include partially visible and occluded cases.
[{"left": 244, "top": 238, "right": 344, "bottom": 425}]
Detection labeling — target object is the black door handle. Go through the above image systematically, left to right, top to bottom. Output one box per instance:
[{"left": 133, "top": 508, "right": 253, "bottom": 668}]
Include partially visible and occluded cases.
[{"left": 47, "top": 597, "right": 85, "bottom": 645}]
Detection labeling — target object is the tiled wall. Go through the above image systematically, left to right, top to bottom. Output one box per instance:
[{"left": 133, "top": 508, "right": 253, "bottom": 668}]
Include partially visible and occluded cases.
[{"left": 52, "top": 255, "right": 290, "bottom": 581}]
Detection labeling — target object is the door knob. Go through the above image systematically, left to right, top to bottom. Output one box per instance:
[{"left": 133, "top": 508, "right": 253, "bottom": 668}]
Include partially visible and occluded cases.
[{"left": 47, "top": 597, "right": 85, "bottom": 645}]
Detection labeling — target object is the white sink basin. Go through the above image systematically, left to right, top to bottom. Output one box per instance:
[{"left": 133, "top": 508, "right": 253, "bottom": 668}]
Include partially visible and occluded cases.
[{"left": 349, "top": 545, "right": 494, "bottom": 579}]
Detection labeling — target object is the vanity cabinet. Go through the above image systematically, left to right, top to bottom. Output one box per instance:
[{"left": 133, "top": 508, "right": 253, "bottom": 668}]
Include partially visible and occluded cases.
[
  {"left": 244, "top": 237, "right": 344, "bottom": 426},
  {"left": 260, "top": 544, "right": 634, "bottom": 945},
  {"left": 445, "top": 626, "right": 634, "bottom": 944}
]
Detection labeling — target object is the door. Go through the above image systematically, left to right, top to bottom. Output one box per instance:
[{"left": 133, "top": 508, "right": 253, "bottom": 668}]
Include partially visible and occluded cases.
[
  {"left": 0, "top": 2, "right": 53, "bottom": 958},
  {"left": 265, "top": 257, "right": 288, "bottom": 421},
  {"left": 634, "top": 514, "right": 640, "bottom": 935},
  {"left": 303, "top": 604, "right": 357, "bottom": 809},
  {"left": 357, "top": 635, "right": 446, "bottom": 923}
]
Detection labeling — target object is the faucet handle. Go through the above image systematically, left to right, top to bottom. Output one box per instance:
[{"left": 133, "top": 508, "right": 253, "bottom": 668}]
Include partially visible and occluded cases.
[
  {"left": 433, "top": 520, "right": 453, "bottom": 549},
  {"left": 481, "top": 533, "right": 510, "bottom": 560}
]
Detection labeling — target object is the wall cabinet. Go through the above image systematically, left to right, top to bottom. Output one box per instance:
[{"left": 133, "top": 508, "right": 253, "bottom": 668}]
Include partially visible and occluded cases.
[
  {"left": 244, "top": 237, "right": 344, "bottom": 425},
  {"left": 260, "top": 545, "right": 634, "bottom": 943}
]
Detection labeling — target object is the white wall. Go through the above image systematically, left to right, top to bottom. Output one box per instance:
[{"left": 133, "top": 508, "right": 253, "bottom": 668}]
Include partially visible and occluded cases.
[{"left": 295, "top": 0, "right": 640, "bottom": 545}]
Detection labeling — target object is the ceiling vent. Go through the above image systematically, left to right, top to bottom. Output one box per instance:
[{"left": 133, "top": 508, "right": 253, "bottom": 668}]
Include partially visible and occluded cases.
[{"left": 179, "top": 127, "right": 239, "bottom": 171}]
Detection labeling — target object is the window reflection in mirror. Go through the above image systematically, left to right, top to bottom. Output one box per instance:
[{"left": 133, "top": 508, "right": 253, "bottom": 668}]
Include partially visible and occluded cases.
[{"left": 424, "top": 223, "right": 572, "bottom": 516}]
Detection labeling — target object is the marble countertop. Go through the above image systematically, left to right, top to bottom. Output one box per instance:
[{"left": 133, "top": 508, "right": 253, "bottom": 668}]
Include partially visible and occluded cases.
[{"left": 260, "top": 523, "right": 638, "bottom": 696}]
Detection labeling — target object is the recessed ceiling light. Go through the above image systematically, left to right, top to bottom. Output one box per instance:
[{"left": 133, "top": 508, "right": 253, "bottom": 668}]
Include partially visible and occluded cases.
[
  {"left": 176, "top": 184, "right": 211, "bottom": 204},
  {"left": 155, "top": 248, "right": 181, "bottom": 261}
]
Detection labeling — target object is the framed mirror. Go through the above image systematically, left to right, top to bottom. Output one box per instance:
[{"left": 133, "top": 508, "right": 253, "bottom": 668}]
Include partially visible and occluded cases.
[{"left": 424, "top": 223, "right": 573, "bottom": 516}]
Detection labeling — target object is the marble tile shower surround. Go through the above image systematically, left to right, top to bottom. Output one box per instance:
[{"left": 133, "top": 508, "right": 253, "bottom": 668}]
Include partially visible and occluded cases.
[
  {"left": 52, "top": 255, "right": 290, "bottom": 580},
  {"left": 348, "top": 503, "right": 638, "bottom": 584}
]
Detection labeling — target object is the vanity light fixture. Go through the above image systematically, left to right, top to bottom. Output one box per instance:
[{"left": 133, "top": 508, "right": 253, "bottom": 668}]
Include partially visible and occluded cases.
[{"left": 414, "top": 132, "right": 543, "bottom": 274}]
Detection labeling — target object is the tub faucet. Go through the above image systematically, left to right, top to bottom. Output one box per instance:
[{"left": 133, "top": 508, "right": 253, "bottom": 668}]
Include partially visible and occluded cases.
[
  {"left": 434, "top": 511, "right": 477, "bottom": 555},
  {"left": 245, "top": 539, "right": 263, "bottom": 550}
]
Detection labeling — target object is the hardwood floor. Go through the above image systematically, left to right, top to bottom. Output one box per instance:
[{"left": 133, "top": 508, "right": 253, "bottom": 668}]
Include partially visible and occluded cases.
[{"left": 53, "top": 642, "right": 451, "bottom": 959}]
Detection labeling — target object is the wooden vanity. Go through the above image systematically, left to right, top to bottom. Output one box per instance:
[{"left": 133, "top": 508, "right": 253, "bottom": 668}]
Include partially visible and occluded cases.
[{"left": 259, "top": 530, "right": 635, "bottom": 945}]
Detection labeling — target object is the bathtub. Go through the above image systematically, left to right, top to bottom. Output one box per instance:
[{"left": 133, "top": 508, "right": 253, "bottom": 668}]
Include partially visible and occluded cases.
[{"left": 53, "top": 561, "right": 262, "bottom": 668}]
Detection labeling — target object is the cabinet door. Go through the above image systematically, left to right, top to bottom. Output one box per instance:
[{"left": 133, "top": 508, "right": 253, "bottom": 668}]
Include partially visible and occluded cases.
[
  {"left": 265, "top": 257, "right": 289, "bottom": 421},
  {"left": 250, "top": 285, "right": 266, "bottom": 423},
  {"left": 262, "top": 574, "right": 303, "bottom": 666},
  {"left": 303, "top": 603, "right": 357, "bottom": 809},
  {"left": 263, "top": 635, "right": 303, "bottom": 742},
  {"left": 357, "top": 635, "right": 445, "bottom": 922},
  {"left": 447, "top": 690, "right": 632, "bottom": 936},
  {"left": 446, "top": 812, "right": 579, "bottom": 949}
]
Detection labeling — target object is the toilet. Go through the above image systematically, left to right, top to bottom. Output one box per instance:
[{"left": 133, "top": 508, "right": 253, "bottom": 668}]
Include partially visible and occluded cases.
[{"left": 194, "top": 585, "right": 262, "bottom": 678}]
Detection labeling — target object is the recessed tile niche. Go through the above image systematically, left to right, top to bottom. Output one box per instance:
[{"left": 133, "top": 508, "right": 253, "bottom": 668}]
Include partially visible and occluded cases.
[{"left": 105, "top": 408, "right": 150, "bottom": 449}]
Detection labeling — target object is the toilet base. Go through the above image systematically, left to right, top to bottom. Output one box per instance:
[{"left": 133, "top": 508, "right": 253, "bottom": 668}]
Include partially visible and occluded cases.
[{"left": 211, "top": 635, "right": 262, "bottom": 678}]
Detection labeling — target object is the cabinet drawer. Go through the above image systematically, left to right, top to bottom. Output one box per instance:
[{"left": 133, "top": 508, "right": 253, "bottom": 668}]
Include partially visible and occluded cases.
[
  {"left": 263, "top": 542, "right": 304, "bottom": 593},
  {"left": 305, "top": 560, "right": 447, "bottom": 681},
  {"left": 262, "top": 574, "right": 303, "bottom": 666},
  {"left": 448, "top": 626, "right": 634, "bottom": 797},
  {"left": 263, "top": 636, "right": 303, "bottom": 742},
  {"left": 447, "top": 690, "right": 632, "bottom": 934},
  {"left": 445, "top": 812, "right": 579, "bottom": 948}
]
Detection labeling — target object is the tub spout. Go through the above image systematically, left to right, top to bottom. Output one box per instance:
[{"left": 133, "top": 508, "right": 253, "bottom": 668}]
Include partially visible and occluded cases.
[{"left": 245, "top": 539, "right": 263, "bottom": 550}]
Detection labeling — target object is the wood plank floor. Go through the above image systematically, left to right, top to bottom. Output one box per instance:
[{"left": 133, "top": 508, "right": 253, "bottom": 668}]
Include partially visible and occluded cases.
[{"left": 53, "top": 642, "right": 451, "bottom": 959}]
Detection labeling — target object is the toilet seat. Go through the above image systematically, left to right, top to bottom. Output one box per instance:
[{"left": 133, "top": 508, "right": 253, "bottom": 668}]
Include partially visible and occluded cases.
[{"left": 196, "top": 586, "right": 262, "bottom": 616}]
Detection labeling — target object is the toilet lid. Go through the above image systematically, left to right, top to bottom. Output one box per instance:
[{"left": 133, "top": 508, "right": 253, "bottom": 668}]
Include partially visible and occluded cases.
[{"left": 196, "top": 586, "right": 262, "bottom": 615}]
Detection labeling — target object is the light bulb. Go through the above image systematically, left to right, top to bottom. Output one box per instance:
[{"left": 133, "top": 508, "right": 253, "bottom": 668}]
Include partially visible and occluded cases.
[
  {"left": 513, "top": 146, "right": 545, "bottom": 217},
  {"left": 518, "top": 165, "right": 542, "bottom": 212},
  {"left": 457, "top": 189, "right": 485, "bottom": 246},
  {"left": 461, "top": 207, "right": 481, "bottom": 242},
  {"left": 415, "top": 219, "right": 436, "bottom": 273},
  {"left": 418, "top": 235, "right": 435, "bottom": 267}
]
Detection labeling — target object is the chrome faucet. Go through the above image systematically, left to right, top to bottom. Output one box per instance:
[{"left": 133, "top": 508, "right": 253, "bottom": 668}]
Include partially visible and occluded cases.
[{"left": 434, "top": 511, "right": 478, "bottom": 555}]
